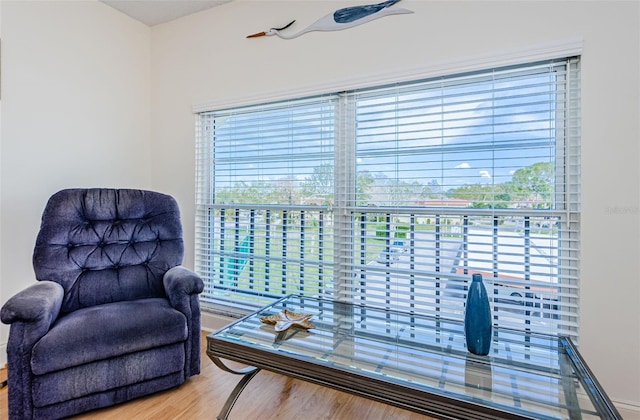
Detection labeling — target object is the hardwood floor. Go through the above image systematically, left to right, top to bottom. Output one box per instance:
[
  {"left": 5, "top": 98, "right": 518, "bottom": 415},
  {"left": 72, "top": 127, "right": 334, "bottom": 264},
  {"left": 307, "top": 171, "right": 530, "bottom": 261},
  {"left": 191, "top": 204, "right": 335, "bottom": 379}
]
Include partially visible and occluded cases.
[{"left": 0, "top": 331, "right": 433, "bottom": 420}]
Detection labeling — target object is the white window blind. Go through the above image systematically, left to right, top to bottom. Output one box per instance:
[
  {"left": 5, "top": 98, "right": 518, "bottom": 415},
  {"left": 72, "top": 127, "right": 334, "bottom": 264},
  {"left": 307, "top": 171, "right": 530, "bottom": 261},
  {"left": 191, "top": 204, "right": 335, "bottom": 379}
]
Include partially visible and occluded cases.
[
  {"left": 196, "top": 57, "right": 580, "bottom": 339},
  {"left": 196, "top": 96, "right": 337, "bottom": 311}
]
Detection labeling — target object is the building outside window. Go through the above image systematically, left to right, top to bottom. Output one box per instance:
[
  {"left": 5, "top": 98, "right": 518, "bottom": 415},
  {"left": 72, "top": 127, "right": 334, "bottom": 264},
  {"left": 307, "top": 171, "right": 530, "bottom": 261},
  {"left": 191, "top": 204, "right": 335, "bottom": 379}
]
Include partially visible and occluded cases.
[{"left": 195, "top": 57, "right": 581, "bottom": 339}]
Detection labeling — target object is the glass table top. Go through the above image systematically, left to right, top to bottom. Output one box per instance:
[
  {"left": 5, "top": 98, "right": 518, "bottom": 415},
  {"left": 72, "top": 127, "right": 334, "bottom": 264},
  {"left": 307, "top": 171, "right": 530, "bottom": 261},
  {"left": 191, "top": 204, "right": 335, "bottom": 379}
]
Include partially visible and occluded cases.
[{"left": 209, "top": 295, "right": 619, "bottom": 420}]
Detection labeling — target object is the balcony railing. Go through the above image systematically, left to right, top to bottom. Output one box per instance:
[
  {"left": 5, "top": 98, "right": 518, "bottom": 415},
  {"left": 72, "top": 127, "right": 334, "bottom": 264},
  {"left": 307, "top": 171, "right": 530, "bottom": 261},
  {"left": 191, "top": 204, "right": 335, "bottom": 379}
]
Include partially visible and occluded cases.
[{"left": 196, "top": 204, "right": 578, "bottom": 337}]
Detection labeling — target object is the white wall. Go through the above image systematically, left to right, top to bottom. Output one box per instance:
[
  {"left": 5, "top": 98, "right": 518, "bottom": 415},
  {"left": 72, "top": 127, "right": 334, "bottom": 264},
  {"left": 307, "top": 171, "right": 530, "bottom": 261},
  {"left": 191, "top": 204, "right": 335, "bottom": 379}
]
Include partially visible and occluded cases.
[
  {"left": 0, "top": 0, "right": 152, "bottom": 355},
  {"left": 0, "top": 0, "right": 637, "bottom": 415},
  {"left": 0, "top": 0, "right": 4, "bottom": 360},
  {"left": 150, "top": 0, "right": 640, "bottom": 412}
]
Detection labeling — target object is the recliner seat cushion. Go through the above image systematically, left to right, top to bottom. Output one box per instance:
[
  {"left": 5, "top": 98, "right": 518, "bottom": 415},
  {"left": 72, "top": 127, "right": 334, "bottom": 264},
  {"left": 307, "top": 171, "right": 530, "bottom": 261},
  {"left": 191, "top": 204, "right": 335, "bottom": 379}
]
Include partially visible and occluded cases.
[{"left": 31, "top": 298, "right": 187, "bottom": 375}]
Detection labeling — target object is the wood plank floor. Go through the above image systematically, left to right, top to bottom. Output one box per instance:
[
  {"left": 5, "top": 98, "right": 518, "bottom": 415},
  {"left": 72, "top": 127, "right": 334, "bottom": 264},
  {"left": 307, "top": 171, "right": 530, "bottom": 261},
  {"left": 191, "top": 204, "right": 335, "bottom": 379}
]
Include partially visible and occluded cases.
[{"left": 0, "top": 331, "right": 434, "bottom": 419}]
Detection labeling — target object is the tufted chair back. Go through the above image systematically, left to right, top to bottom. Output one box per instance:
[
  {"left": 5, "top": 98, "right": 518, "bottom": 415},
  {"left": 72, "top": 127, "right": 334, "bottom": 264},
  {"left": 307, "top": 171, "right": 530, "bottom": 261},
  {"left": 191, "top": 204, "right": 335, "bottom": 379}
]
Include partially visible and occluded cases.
[{"left": 33, "top": 188, "right": 184, "bottom": 314}]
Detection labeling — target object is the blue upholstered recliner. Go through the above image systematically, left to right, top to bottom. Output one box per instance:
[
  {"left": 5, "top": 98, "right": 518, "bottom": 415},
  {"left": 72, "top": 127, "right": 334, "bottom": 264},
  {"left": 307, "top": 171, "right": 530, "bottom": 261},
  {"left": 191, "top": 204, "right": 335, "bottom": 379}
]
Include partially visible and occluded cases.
[{"left": 1, "top": 188, "right": 204, "bottom": 419}]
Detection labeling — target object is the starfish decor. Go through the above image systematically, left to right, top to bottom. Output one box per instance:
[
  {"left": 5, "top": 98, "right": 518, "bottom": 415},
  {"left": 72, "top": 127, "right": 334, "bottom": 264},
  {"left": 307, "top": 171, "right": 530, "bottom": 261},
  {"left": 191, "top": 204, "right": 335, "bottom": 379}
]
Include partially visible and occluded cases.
[{"left": 260, "top": 309, "right": 315, "bottom": 332}]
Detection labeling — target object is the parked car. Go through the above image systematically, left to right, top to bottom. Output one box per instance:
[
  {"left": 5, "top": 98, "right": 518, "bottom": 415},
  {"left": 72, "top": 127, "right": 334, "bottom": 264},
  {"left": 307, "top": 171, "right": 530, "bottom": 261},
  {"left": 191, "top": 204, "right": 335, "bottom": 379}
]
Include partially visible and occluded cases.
[
  {"left": 391, "top": 240, "right": 407, "bottom": 253},
  {"left": 376, "top": 248, "right": 400, "bottom": 264}
]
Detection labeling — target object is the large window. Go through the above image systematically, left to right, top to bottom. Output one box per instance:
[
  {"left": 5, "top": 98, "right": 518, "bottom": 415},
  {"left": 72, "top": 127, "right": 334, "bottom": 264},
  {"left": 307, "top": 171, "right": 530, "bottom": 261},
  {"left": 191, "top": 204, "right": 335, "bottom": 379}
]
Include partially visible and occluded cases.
[{"left": 196, "top": 57, "right": 581, "bottom": 338}]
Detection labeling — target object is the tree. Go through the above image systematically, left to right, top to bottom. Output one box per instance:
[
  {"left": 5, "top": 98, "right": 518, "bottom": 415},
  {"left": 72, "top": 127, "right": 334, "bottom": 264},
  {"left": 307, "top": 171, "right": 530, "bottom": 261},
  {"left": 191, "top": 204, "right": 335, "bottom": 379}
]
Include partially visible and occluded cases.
[
  {"left": 216, "top": 161, "right": 554, "bottom": 210},
  {"left": 446, "top": 161, "right": 554, "bottom": 209},
  {"left": 506, "top": 162, "right": 554, "bottom": 209},
  {"left": 302, "top": 164, "right": 334, "bottom": 202},
  {"left": 300, "top": 166, "right": 381, "bottom": 206},
  {"left": 356, "top": 171, "right": 374, "bottom": 206},
  {"left": 366, "top": 174, "right": 426, "bottom": 207},
  {"left": 215, "top": 178, "right": 302, "bottom": 206},
  {"left": 427, "top": 179, "right": 441, "bottom": 198},
  {"left": 448, "top": 183, "right": 510, "bottom": 209}
]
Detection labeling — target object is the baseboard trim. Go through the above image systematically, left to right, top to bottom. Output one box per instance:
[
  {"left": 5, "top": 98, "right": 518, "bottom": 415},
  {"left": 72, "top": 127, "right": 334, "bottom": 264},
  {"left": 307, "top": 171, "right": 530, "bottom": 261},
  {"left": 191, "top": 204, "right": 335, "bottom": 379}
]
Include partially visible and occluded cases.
[
  {"left": 201, "top": 310, "right": 235, "bottom": 332},
  {"left": 0, "top": 343, "right": 6, "bottom": 366},
  {"left": 0, "top": 362, "right": 7, "bottom": 389},
  {"left": 613, "top": 399, "right": 640, "bottom": 419}
]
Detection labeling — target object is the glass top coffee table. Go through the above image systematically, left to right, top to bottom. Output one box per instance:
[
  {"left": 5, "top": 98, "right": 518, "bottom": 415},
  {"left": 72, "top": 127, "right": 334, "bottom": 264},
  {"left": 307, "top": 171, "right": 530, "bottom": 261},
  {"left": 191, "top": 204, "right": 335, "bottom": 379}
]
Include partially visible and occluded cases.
[{"left": 206, "top": 295, "right": 620, "bottom": 420}]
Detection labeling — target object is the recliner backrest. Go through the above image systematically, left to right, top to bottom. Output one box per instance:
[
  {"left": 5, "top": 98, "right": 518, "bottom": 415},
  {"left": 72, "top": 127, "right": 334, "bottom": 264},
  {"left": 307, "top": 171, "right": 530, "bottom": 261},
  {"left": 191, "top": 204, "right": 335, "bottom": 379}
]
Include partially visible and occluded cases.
[{"left": 33, "top": 188, "right": 184, "bottom": 313}]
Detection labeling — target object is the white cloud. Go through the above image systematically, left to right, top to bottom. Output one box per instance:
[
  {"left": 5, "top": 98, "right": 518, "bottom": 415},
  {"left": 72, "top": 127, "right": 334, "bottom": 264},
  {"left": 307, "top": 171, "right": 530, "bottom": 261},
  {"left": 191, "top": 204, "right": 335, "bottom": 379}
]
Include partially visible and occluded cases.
[
  {"left": 455, "top": 162, "right": 471, "bottom": 169},
  {"left": 479, "top": 170, "right": 492, "bottom": 179}
]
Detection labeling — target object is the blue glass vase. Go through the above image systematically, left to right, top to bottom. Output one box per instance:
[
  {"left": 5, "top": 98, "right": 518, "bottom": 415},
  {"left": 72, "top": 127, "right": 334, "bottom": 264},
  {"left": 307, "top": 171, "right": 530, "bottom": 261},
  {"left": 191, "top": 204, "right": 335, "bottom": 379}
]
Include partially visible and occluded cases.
[{"left": 464, "top": 273, "right": 492, "bottom": 356}]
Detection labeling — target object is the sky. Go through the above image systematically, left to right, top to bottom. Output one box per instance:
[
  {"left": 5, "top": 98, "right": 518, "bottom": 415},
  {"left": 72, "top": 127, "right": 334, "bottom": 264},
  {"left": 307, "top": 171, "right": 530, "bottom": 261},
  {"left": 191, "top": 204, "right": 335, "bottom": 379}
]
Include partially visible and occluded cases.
[{"left": 208, "top": 62, "right": 561, "bottom": 205}]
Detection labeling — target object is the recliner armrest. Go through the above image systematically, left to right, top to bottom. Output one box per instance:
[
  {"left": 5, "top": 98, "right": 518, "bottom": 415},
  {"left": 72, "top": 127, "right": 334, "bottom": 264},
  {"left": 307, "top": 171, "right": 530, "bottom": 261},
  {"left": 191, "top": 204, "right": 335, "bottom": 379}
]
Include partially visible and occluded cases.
[
  {"left": 163, "top": 266, "right": 204, "bottom": 311},
  {"left": 163, "top": 266, "right": 204, "bottom": 379},
  {"left": 1, "top": 281, "right": 63, "bottom": 331}
]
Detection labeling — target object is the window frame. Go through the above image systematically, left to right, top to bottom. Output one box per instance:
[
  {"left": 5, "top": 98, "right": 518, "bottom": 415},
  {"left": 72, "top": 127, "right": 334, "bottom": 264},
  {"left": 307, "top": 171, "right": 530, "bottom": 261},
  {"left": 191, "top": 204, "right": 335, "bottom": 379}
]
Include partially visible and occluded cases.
[{"left": 195, "top": 42, "right": 581, "bottom": 339}]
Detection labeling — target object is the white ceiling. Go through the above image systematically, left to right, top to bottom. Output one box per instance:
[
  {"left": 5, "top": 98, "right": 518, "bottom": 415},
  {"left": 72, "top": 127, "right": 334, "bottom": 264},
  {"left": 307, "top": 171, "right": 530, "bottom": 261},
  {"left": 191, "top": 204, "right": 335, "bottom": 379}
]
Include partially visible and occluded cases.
[{"left": 100, "top": 0, "right": 232, "bottom": 26}]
